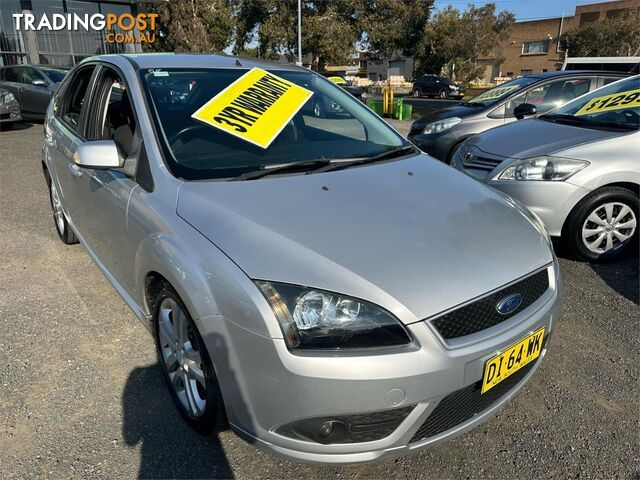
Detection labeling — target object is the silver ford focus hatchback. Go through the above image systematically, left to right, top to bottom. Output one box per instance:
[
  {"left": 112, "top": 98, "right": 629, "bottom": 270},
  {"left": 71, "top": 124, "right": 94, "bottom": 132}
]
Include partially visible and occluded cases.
[{"left": 42, "top": 54, "right": 562, "bottom": 465}]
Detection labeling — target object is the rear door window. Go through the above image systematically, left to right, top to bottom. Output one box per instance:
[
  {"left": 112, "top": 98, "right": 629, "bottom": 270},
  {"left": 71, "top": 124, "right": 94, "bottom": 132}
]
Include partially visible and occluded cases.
[
  {"left": 57, "top": 65, "right": 96, "bottom": 135},
  {"left": 3, "top": 67, "right": 20, "bottom": 82}
]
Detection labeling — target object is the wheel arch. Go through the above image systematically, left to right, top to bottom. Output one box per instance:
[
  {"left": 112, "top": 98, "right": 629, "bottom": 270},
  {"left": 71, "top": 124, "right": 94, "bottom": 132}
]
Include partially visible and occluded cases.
[{"left": 560, "top": 181, "right": 640, "bottom": 237}]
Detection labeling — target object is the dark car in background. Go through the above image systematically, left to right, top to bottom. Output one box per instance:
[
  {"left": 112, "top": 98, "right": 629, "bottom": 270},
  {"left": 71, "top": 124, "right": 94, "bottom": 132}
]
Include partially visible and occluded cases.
[
  {"left": 0, "top": 65, "right": 69, "bottom": 121},
  {"left": 408, "top": 70, "right": 628, "bottom": 163},
  {"left": 412, "top": 74, "right": 465, "bottom": 99}
]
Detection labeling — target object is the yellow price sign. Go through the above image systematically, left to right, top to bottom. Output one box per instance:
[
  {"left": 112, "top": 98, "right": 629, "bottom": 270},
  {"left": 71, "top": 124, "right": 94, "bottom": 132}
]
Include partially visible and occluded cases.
[
  {"left": 191, "top": 67, "right": 313, "bottom": 149},
  {"left": 327, "top": 76, "right": 347, "bottom": 85},
  {"left": 473, "top": 85, "right": 518, "bottom": 102},
  {"left": 575, "top": 88, "right": 640, "bottom": 116}
]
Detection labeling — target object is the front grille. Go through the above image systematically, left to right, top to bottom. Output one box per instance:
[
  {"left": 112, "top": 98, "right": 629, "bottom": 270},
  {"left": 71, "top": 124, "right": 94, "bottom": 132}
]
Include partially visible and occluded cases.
[
  {"left": 463, "top": 154, "right": 503, "bottom": 171},
  {"left": 431, "top": 269, "right": 549, "bottom": 340},
  {"left": 410, "top": 360, "right": 537, "bottom": 442},
  {"left": 349, "top": 406, "right": 415, "bottom": 442}
]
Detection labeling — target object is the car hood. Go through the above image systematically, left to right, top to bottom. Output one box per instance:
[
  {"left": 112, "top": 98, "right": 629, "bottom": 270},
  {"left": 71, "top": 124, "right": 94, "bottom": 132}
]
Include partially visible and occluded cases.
[
  {"left": 343, "top": 85, "right": 363, "bottom": 96},
  {"left": 411, "top": 104, "right": 481, "bottom": 130},
  {"left": 471, "top": 118, "right": 621, "bottom": 159},
  {"left": 177, "top": 154, "right": 552, "bottom": 322}
]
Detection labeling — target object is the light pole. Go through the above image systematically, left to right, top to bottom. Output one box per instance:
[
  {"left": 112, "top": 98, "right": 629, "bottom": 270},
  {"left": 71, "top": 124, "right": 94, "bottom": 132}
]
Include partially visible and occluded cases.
[{"left": 296, "top": 0, "right": 302, "bottom": 66}]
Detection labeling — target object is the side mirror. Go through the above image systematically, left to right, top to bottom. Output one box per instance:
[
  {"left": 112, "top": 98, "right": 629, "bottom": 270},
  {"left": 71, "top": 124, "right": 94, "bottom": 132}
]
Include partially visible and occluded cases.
[
  {"left": 32, "top": 79, "right": 47, "bottom": 87},
  {"left": 513, "top": 103, "right": 537, "bottom": 120},
  {"left": 74, "top": 140, "right": 122, "bottom": 169}
]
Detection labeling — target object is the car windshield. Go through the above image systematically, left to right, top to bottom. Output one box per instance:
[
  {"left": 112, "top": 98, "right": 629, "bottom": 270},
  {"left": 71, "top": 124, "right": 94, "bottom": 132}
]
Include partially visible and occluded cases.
[
  {"left": 41, "top": 68, "right": 67, "bottom": 83},
  {"left": 143, "top": 68, "right": 406, "bottom": 180},
  {"left": 541, "top": 75, "right": 640, "bottom": 131},
  {"left": 465, "top": 76, "right": 540, "bottom": 106}
]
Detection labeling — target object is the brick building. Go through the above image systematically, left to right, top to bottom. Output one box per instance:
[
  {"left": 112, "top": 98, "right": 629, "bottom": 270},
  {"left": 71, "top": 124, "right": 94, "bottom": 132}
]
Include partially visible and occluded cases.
[{"left": 492, "top": 0, "right": 640, "bottom": 81}]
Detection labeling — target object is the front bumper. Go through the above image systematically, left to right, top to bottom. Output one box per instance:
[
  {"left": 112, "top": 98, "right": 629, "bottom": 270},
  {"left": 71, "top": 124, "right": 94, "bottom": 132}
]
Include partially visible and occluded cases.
[
  {"left": 0, "top": 102, "right": 21, "bottom": 123},
  {"left": 408, "top": 130, "right": 459, "bottom": 162},
  {"left": 198, "top": 263, "right": 563, "bottom": 465}
]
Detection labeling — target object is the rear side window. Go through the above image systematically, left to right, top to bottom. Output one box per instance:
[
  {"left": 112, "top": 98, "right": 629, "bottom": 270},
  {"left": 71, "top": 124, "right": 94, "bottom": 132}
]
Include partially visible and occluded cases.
[
  {"left": 57, "top": 65, "right": 95, "bottom": 135},
  {"left": 3, "top": 67, "right": 20, "bottom": 82}
]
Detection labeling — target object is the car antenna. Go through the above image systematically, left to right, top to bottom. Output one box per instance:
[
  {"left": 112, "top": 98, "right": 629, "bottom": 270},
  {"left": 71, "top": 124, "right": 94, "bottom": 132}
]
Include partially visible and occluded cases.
[{"left": 235, "top": 58, "right": 243, "bottom": 67}]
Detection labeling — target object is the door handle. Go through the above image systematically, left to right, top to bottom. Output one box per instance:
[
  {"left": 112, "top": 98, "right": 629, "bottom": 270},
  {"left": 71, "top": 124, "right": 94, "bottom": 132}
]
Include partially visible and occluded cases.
[{"left": 68, "top": 163, "right": 83, "bottom": 178}]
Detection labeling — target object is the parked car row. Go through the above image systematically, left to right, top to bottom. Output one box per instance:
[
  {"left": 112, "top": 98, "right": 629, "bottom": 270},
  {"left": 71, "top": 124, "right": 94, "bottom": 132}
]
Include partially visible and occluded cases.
[
  {"left": 41, "top": 54, "right": 564, "bottom": 466},
  {"left": 0, "top": 64, "right": 69, "bottom": 127},
  {"left": 410, "top": 73, "right": 639, "bottom": 262}
]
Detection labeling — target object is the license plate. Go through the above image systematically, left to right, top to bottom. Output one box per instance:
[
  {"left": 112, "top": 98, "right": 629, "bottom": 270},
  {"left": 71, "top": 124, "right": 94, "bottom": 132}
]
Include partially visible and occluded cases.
[{"left": 481, "top": 327, "right": 545, "bottom": 394}]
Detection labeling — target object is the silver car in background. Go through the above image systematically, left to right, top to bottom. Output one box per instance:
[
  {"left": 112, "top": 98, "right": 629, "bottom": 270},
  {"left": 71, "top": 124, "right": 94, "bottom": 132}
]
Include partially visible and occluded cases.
[
  {"left": 42, "top": 54, "right": 562, "bottom": 464},
  {"left": 0, "top": 64, "right": 68, "bottom": 121},
  {"left": 408, "top": 71, "right": 628, "bottom": 162},
  {"left": 453, "top": 75, "right": 639, "bottom": 261}
]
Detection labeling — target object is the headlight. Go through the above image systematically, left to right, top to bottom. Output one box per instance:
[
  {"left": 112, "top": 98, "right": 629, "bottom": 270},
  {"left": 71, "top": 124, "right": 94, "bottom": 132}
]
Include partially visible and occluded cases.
[
  {"left": 448, "top": 85, "right": 459, "bottom": 90},
  {"left": 0, "top": 91, "right": 16, "bottom": 104},
  {"left": 422, "top": 117, "right": 462, "bottom": 135},
  {"left": 497, "top": 156, "right": 588, "bottom": 181},
  {"left": 502, "top": 195, "right": 553, "bottom": 249},
  {"left": 255, "top": 281, "right": 412, "bottom": 350}
]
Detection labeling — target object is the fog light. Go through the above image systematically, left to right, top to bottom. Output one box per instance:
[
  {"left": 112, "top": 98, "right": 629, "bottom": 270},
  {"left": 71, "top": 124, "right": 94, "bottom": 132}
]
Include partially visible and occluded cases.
[{"left": 275, "top": 406, "right": 414, "bottom": 444}]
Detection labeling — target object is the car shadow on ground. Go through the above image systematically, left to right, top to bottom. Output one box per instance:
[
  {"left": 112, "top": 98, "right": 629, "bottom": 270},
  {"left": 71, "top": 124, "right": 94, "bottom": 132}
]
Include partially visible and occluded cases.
[
  {"left": 0, "top": 121, "right": 36, "bottom": 131},
  {"left": 589, "top": 252, "right": 639, "bottom": 305},
  {"left": 122, "top": 332, "right": 258, "bottom": 479},
  {"left": 122, "top": 363, "right": 235, "bottom": 479}
]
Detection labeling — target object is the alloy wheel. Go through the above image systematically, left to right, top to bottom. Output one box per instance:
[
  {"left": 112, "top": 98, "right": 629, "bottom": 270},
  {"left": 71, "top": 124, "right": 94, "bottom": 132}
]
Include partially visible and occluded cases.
[
  {"left": 413, "top": 89, "right": 421, "bottom": 97},
  {"left": 439, "top": 90, "right": 447, "bottom": 99},
  {"left": 50, "top": 181, "right": 65, "bottom": 234},
  {"left": 581, "top": 202, "right": 637, "bottom": 254},
  {"left": 158, "top": 298, "right": 207, "bottom": 418}
]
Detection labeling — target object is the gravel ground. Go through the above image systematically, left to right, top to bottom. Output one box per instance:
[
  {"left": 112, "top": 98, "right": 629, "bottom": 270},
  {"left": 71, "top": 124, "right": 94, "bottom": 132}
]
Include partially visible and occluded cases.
[{"left": 1, "top": 123, "right": 638, "bottom": 479}]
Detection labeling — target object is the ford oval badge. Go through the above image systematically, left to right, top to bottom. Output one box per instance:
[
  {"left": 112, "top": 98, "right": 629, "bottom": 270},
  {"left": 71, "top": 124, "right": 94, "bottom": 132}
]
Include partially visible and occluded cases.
[{"left": 496, "top": 293, "right": 523, "bottom": 315}]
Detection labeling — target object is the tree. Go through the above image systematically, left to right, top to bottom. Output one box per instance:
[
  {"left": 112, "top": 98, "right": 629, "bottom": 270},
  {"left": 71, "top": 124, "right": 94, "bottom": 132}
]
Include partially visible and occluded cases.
[
  {"left": 146, "top": 0, "right": 234, "bottom": 53},
  {"left": 232, "top": 0, "right": 361, "bottom": 71},
  {"left": 359, "top": 0, "right": 433, "bottom": 60},
  {"left": 416, "top": 3, "right": 515, "bottom": 83},
  {"left": 560, "top": 10, "right": 640, "bottom": 57}
]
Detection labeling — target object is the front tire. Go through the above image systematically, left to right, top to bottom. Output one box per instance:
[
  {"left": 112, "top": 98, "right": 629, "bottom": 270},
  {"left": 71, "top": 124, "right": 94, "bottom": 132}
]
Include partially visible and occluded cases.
[
  {"left": 439, "top": 89, "right": 448, "bottom": 99},
  {"left": 45, "top": 171, "right": 78, "bottom": 244},
  {"left": 564, "top": 186, "right": 638, "bottom": 261},
  {"left": 153, "top": 283, "right": 225, "bottom": 433}
]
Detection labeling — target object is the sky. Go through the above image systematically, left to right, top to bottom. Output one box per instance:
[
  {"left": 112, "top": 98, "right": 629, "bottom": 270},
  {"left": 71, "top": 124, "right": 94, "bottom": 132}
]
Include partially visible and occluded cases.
[{"left": 434, "top": 0, "right": 609, "bottom": 21}]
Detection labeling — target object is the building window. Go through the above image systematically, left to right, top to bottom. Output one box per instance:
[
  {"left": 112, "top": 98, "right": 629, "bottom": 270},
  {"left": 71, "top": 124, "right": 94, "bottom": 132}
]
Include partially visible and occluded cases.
[
  {"left": 605, "top": 9, "right": 624, "bottom": 19},
  {"left": 579, "top": 12, "right": 599, "bottom": 26},
  {"left": 522, "top": 40, "right": 550, "bottom": 55},
  {"left": 521, "top": 69, "right": 533, "bottom": 76},
  {"left": 542, "top": 69, "right": 548, "bottom": 72},
  {"left": 506, "top": 71, "right": 514, "bottom": 77}
]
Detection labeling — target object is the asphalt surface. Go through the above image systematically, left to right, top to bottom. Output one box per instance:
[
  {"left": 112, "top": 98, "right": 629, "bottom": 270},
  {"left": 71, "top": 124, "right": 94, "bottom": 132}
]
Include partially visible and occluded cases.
[{"left": 1, "top": 122, "right": 639, "bottom": 479}]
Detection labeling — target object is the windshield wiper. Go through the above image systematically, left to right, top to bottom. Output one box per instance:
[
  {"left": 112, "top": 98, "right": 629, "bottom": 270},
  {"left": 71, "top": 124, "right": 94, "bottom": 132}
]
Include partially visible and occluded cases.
[
  {"left": 314, "top": 145, "right": 417, "bottom": 174},
  {"left": 229, "top": 158, "right": 332, "bottom": 181}
]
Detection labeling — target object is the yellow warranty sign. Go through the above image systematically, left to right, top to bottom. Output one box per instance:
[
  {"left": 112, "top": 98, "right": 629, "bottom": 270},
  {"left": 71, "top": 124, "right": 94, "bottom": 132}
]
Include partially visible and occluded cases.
[
  {"left": 191, "top": 67, "right": 313, "bottom": 149},
  {"left": 472, "top": 85, "right": 518, "bottom": 102},
  {"left": 575, "top": 88, "right": 640, "bottom": 116}
]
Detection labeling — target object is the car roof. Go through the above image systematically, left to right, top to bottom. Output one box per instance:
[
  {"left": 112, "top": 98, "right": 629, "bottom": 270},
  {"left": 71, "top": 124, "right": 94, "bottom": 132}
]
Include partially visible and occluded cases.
[
  {"left": 87, "top": 53, "right": 307, "bottom": 73},
  {"left": 523, "top": 70, "right": 628, "bottom": 80}
]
